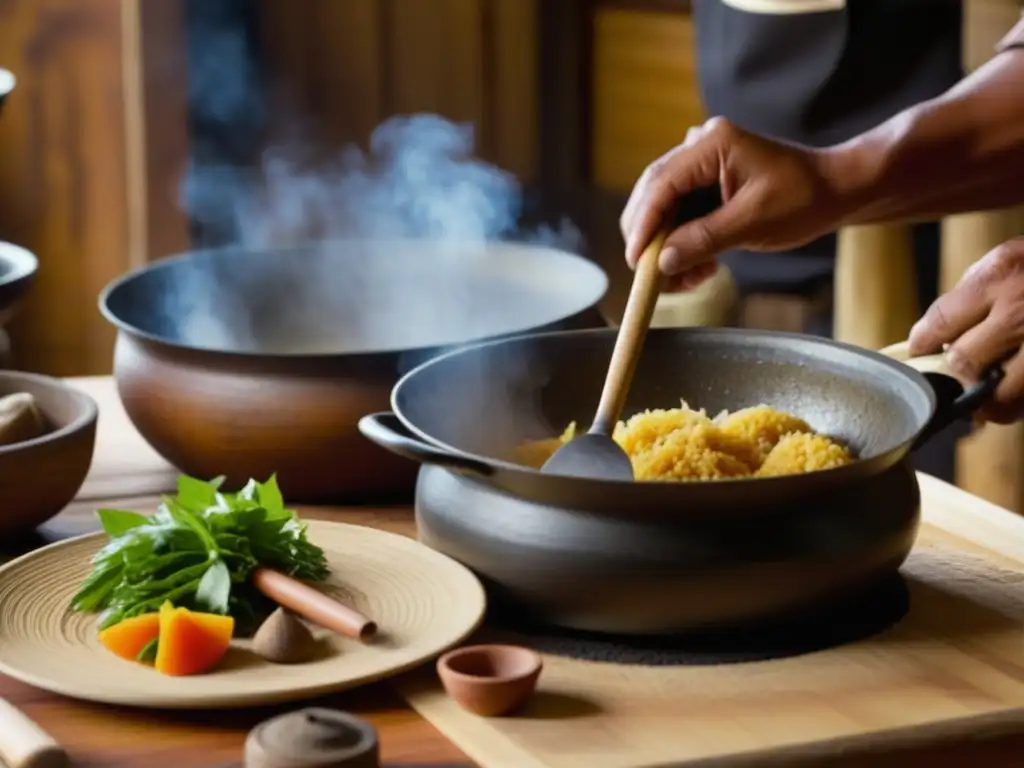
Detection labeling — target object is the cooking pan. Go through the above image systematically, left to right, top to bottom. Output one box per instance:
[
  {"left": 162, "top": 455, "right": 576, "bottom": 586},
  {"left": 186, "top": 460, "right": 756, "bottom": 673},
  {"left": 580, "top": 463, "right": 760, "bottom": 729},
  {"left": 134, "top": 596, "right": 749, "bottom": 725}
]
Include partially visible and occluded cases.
[
  {"left": 99, "top": 239, "right": 608, "bottom": 502},
  {"left": 358, "top": 327, "right": 1003, "bottom": 633}
]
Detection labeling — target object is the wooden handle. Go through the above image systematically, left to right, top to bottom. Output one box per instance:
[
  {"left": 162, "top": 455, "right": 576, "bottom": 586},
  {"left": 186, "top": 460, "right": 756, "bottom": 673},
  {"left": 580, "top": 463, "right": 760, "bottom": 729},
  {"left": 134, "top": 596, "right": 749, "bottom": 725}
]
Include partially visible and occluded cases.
[
  {"left": 591, "top": 230, "right": 669, "bottom": 435},
  {"left": 880, "top": 340, "right": 953, "bottom": 377},
  {"left": 253, "top": 568, "right": 378, "bottom": 642},
  {"left": 0, "top": 698, "right": 68, "bottom": 768}
]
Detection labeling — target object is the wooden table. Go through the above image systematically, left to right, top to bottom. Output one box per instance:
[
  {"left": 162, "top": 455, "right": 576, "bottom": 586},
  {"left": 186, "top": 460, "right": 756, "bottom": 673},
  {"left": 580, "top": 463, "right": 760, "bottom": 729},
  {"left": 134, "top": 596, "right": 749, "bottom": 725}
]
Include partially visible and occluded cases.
[
  {"left": 0, "top": 376, "right": 473, "bottom": 768},
  {"left": 7, "top": 377, "right": 1024, "bottom": 768}
]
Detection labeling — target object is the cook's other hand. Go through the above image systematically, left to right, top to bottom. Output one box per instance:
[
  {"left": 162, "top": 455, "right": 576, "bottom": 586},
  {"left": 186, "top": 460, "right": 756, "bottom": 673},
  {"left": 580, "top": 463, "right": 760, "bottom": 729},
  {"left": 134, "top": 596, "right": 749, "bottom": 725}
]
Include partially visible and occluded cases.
[
  {"left": 619, "top": 117, "right": 845, "bottom": 292},
  {"left": 909, "top": 237, "right": 1024, "bottom": 424}
]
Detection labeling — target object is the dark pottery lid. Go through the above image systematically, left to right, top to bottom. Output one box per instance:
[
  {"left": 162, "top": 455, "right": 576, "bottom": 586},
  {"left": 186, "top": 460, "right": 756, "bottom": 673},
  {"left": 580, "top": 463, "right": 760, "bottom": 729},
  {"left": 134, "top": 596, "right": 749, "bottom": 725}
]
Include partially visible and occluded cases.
[{"left": 244, "top": 708, "right": 380, "bottom": 768}]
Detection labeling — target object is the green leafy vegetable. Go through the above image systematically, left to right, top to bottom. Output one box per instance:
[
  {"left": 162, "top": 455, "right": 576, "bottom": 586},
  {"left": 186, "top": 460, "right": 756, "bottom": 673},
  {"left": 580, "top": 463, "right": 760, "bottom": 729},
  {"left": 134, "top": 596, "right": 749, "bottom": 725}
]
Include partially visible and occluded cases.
[{"left": 71, "top": 474, "right": 329, "bottom": 635}]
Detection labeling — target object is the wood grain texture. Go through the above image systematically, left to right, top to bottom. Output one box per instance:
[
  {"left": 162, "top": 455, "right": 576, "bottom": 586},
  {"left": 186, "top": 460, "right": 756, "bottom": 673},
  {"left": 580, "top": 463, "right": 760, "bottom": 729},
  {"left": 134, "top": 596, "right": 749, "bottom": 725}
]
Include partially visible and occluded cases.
[
  {"left": 0, "top": 0, "right": 189, "bottom": 377},
  {"left": 258, "top": 0, "right": 539, "bottom": 177},
  {"left": 260, "top": 0, "right": 385, "bottom": 148},
  {"left": 385, "top": 0, "right": 485, "bottom": 130},
  {"left": 487, "top": 0, "right": 540, "bottom": 181},
  {"left": 590, "top": 8, "right": 705, "bottom": 194},
  {"left": 832, "top": 224, "right": 919, "bottom": 349},
  {"left": 0, "top": 376, "right": 472, "bottom": 767},
  {"left": 5, "top": 376, "right": 1024, "bottom": 766},
  {"left": 400, "top": 475, "right": 1024, "bottom": 767}
]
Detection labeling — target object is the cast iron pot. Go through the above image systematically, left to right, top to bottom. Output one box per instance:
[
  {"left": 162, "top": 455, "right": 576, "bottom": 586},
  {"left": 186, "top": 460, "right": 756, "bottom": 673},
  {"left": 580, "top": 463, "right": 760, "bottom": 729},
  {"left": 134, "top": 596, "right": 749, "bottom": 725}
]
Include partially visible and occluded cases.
[
  {"left": 99, "top": 240, "right": 607, "bottom": 502},
  {"left": 359, "top": 327, "right": 1001, "bottom": 634}
]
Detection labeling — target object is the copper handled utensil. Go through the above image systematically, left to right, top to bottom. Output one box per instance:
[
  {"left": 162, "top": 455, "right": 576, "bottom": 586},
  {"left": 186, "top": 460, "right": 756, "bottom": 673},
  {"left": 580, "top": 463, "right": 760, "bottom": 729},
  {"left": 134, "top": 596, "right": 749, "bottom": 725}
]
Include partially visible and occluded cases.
[
  {"left": 541, "top": 228, "right": 671, "bottom": 481},
  {"left": 253, "top": 568, "right": 378, "bottom": 642},
  {"left": 0, "top": 697, "right": 68, "bottom": 768}
]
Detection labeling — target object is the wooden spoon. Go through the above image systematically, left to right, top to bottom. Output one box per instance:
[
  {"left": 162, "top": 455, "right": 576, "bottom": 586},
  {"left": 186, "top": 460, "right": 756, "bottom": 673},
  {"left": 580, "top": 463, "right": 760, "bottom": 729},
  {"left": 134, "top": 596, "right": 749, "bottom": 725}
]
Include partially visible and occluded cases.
[{"left": 541, "top": 229, "right": 670, "bottom": 480}]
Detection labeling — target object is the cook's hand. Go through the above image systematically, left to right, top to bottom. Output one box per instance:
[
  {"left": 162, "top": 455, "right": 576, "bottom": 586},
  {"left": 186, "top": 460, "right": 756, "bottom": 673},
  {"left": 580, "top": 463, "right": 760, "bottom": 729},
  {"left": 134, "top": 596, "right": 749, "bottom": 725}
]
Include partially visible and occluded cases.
[
  {"left": 620, "top": 117, "right": 846, "bottom": 291},
  {"left": 909, "top": 237, "right": 1024, "bottom": 424}
]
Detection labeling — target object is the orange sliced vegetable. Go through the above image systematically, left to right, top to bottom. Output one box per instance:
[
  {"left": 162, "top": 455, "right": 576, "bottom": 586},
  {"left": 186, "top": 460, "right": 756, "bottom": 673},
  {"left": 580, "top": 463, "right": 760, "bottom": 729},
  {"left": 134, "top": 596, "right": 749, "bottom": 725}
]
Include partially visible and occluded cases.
[
  {"left": 154, "top": 600, "right": 235, "bottom": 676},
  {"left": 97, "top": 612, "right": 161, "bottom": 662}
]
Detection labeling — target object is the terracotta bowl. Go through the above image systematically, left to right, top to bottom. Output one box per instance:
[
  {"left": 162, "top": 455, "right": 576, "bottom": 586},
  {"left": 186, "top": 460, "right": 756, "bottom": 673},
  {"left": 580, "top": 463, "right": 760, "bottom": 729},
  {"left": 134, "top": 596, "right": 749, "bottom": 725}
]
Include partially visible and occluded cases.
[
  {"left": 98, "top": 241, "right": 608, "bottom": 503},
  {"left": 0, "top": 372, "right": 98, "bottom": 537},
  {"left": 437, "top": 644, "right": 542, "bottom": 717}
]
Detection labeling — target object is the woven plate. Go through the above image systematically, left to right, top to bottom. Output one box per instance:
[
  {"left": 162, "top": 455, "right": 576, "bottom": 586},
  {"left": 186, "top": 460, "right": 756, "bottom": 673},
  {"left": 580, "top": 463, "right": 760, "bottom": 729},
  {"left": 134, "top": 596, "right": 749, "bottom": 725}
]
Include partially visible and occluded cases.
[{"left": 0, "top": 521, "right": 486, "bottom": 709}]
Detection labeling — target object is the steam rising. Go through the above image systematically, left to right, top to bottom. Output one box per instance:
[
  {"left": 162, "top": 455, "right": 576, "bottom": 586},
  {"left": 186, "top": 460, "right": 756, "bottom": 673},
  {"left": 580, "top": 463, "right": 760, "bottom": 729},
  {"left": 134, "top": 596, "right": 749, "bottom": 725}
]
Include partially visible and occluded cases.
[
  {"left": 143, "top": 10, "right": 600, "bottom": 449},
  {"left": 168, "top": 114, "right": 590, "bottom": 360}
]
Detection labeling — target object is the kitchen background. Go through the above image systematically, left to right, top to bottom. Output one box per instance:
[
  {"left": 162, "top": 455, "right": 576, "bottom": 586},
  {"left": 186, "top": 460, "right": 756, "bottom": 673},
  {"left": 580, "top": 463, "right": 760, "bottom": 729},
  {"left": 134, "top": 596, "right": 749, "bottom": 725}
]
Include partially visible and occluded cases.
[{"left": 0, "top": 0, "right": 1022, "bottom": 509}]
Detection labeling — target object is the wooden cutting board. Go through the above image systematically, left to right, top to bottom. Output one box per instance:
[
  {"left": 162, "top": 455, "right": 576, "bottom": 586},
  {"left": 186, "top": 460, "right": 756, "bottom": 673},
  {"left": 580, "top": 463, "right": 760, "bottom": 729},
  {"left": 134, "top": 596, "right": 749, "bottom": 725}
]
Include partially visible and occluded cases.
[{"left": 396, "top": 473, "right": 1024, "bottom": 767}]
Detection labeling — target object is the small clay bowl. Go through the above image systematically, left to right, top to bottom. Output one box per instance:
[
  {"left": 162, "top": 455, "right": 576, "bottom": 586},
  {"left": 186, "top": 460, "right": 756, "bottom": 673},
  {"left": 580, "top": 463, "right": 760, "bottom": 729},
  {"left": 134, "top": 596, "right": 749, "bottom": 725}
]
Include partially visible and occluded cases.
[
  {"left": 0, "top": 372, "right": 98, "bottom": 536},
  {"left": 436, "top": 644, "right": 542, "bottom": 717}
]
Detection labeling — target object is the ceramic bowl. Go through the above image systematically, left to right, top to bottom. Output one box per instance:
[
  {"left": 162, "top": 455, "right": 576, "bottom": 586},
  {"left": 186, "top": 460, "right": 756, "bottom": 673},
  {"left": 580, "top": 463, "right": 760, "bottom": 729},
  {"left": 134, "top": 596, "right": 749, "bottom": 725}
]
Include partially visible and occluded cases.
[
  {"left": 0, "top": 68, "right": 13, "bottom": 114},
  {"left": 0, "top": 242, "right": 38, "bottom": 328},
  {"left": 0, "top": 372, "right": 98, "bottom": 537},
  {"left": 436, "top": 644, "right": 542, "bottom": 717}
]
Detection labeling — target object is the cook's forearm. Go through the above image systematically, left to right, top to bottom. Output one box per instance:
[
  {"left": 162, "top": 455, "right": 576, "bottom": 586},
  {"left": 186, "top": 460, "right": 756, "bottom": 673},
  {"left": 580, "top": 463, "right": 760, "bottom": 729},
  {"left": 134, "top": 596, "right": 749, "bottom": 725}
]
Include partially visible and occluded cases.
[{"left": 822, "top": 42, "right": 1024, "bottom": 227}]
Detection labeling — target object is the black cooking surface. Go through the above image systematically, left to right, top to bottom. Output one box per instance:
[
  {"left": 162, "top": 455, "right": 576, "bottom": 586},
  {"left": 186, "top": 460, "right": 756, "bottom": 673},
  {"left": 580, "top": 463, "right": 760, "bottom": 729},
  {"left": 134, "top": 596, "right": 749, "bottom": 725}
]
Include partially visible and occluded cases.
[{"left": 482, "top": 575, "right": 910, "bottom": 666}]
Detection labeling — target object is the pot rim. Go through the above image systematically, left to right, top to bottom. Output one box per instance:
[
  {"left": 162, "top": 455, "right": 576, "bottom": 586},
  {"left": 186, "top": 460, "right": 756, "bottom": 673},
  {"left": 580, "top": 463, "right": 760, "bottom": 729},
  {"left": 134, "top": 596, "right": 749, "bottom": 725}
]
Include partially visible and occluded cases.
[
  {"left": 0, "top": 69, "right": 14, "bottom": 99},
  {"left": 98, "top": 239, "right": 609, "bottom": 360},
  {"left": 0, "top": 241, "right": 38, "bottom": 288},
  {"left": 390, "top": 326, "right": 941, "bottom": 490}
]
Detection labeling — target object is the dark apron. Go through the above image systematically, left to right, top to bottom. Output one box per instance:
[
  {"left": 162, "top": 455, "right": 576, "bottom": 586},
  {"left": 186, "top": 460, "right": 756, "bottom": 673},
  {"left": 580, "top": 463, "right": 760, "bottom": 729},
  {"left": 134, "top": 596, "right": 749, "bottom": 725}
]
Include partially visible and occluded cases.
[
  {"left": 691, "top": 0, "right": 963, "bottom": 303},
  {"left": 692, "top": 0, "right": 965, "bottom": 478}
]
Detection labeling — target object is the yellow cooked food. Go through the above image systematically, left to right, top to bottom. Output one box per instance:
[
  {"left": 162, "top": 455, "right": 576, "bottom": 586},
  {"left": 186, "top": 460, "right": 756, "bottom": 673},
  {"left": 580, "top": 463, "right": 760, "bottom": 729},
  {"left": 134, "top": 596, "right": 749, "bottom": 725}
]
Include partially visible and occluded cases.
[{"left": 516, "top": 402, "right": 854, "bottom": 481}]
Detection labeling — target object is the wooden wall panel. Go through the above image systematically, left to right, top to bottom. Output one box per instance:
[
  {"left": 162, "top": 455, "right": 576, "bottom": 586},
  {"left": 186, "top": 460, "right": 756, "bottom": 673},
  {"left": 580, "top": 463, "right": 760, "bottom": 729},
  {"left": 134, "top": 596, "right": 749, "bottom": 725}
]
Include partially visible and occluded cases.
[
  {"left": 0, "top": 0, "right": 189, "bottom": 377},
  {"left": 256, "top": 0, "right": 539, "bottom": 177},
  {"left": 260, "top": 0, "right": 384, "bottom": 148},
  {"left": 385, "top": 0, "right": 485, "bottom": 130},
  {"left": 487, "top": 0, "right": 539, "bottom": 181},
  {"left": 591, "top": 8, "right": 705, "bottom": 194}
]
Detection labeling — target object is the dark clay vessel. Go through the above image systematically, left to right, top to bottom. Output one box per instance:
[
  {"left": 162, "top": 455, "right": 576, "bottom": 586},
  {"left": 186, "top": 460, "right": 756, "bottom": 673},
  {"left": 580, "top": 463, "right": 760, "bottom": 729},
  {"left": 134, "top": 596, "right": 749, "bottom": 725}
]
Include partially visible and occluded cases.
[
  {"left": 100, "top": 241, "right": 607, "bottom": 502},
  {"left": 360, "top": 327, "right": 999, "bottom": 634},
  {"left": 0, "top": 372, "right": 97, "bottom": 537},
  {"left": 415, "top": 460, "right": 921, "bottom": 634}
]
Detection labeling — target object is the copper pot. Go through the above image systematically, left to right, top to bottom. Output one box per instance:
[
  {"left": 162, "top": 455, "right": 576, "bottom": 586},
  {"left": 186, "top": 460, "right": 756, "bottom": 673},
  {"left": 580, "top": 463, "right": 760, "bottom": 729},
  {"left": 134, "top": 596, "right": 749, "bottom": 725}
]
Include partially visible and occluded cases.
[{"left": 100, "top": 240, "right": 608, "bottom": 502}]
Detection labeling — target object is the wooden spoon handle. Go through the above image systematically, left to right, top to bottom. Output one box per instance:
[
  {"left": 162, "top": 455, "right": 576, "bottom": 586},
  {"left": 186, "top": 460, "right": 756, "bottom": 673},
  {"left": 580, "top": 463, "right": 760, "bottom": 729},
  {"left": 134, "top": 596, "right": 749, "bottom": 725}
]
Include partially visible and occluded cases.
[
  {"left": 591, "top": 229, "right": 669, "bottom": 435},
  {"left": 0, "top": 697, "right": 68, "bottom": 768}
]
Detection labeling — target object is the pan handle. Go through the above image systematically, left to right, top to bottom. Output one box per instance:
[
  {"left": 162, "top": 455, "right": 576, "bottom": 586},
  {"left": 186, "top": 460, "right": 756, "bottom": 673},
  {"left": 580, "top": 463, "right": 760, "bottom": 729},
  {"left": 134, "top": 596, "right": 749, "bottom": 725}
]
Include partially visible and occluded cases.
[
  {"left": 879, "top": 340, "right": 1006, "bottom": 446},
  {"left": 358, "top": 412, "right": 495, "bottom": 477}
]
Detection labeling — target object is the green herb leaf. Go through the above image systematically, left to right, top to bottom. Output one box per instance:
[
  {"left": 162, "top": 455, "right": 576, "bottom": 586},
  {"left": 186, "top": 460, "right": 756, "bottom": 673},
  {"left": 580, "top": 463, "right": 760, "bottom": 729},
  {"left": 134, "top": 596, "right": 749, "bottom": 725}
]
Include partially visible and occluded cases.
[
  {"left": 72, "top": 473, "right": 330, "bottom": 633},
  {"left": 256, "top": 474, "right": 284, "bottom": 514},
  {"left": 176, "top": 475, "right": 219, "bottom": 511},
  {"left": 96, "top": 509, "right": 150, "bottom": 537},
  {"left": 195, "top": 559, "right": 232, "bottom": 614},
  {"left": 136, "top": 638, "right": 158, "bottom": 664}
]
